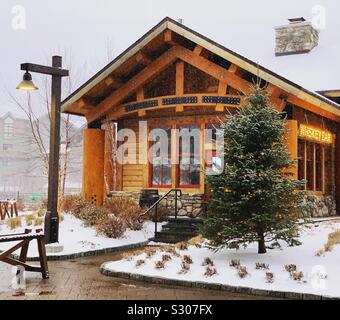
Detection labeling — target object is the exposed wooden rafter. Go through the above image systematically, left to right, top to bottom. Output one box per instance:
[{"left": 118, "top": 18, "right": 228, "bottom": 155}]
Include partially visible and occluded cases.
[
  {"left": 164, "top": 30, "right": 175, "bottom": 44},
  {"left": 175, "top": 45, "right": 252, "bottom": 95},
  {"left": 193, "top": 45, "right": 203, "bottom": 56},
  {"left": 86, "top": 46, "right": 179, "bottom": 123},
  {"left": 135, "top": 52, "right": 152, "bottom": 65},
  {"left": 228, "top": 63, "right": 238, "bottom": 74},
  {"left": 104, "top": 76, "right": 122, "bottom": 88}
]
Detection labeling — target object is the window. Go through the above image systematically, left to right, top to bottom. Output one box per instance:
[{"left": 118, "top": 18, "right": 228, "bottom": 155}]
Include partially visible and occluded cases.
[
  {"left": 3, "top": 117, "right": 14, "bottom": 137},
  {"left": 178, "top": 125, "right": 200, "bottom": 186},
  {"left": 150, "top": 128, "right": 172, "bottom": 187},
  {"left": 298, "top": 139, "right": 330, "bottom": 192},
  {"left": 3, "top": 144, "right": 13, "bottom": 151}
]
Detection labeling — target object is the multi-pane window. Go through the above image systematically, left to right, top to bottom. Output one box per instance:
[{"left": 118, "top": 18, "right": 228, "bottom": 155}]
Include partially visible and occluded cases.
[
  {"left": 3, "top": 118, "right": 14, "bottom": 137},
  {"left": 178, "top": 125, "right": 200, "bottom": 186},
  {"left": 150, "top": 128, "right": 172, "bottom": 186},
  {"left": 298, "top": 139, "right": 331, "bottom": 192},
  {"left": 3, "top": 144, "right": 13, "bottom": 151}
]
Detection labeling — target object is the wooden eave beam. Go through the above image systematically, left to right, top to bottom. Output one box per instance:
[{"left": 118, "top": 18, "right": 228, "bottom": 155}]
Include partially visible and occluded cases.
[
  {"left": 164, "top": 30, "right": 175, "bottom": 44},
  {"left": 175, "top": 45, "right": 252, "bottom": 95},
  {"left": 193, "top": 45, "right": 203, "bottom": 56},
  {"left": 86, "top": 46, "right": 179, "bottom": 123},
  {"left": 135, "top": 52, "right": 152, "bottom": 65},
  {"left": 228, "top": 63, "right": 238, "bottom": 74},
  {"left": 104, "top": 76, "right": 122, "bottom": 88},
  {"left": 287, "top": 94, "right": 340, "bottom": 122}
]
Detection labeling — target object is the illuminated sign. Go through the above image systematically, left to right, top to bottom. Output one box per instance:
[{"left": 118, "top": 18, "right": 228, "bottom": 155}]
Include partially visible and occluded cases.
[{"left": 299, "top": 124, "right": 332, "bottom": 144}]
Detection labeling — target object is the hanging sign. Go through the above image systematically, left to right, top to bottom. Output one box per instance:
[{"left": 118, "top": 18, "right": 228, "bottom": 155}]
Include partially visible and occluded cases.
[{"left": 299, "top": 124, "right": 332, "bottom": 144}]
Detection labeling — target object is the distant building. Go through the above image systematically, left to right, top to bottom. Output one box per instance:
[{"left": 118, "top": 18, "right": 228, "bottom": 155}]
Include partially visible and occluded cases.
[{"left": 0, "top": 112, "right": 83, "bottom": 200}]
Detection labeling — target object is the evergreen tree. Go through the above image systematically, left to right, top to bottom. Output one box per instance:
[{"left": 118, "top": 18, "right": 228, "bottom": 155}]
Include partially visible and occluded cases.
[{"left": 201, "top": 85, "right": 307, "bottom": 254}]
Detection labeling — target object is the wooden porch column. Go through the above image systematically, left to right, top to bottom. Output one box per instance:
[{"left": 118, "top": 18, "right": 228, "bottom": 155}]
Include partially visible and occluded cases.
[
  {"left": 285, "top": 120, "right": 298, "bottom": 180},
  {"left": 103, "top": 123, "right": 115, "bottom": 194},
  {"left": 82, "top": 129, "right": 105, "bottom": 206},
  {"left": 335, "top": 130, "right": 340, "bottom": 214}
]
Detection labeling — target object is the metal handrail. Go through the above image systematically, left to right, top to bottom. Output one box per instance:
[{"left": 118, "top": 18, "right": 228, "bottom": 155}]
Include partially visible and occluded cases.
[{"left": 139, "top": 188, "right": 182, "bottom": 239}]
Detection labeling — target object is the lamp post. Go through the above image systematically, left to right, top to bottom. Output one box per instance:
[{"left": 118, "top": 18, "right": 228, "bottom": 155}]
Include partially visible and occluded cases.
[{"left": 17, "top": 56, "right": 69, "bottom": 244}]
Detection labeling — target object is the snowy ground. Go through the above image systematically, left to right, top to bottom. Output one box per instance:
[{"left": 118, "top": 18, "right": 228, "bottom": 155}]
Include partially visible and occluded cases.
[
  {"left": 0, "top": 213, "right": 155, "bottom": 258},
  {"left": 104, "top": 220, "right": 340, "bottom": 298}
]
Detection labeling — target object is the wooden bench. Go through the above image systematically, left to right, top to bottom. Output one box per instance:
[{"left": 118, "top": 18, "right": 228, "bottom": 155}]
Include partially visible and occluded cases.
[
  {"left": 0, "top": 200, "right": 18, "bottom": 220},
  {"left": 0, "top": 228, "right": 49, "bottom": 279}
]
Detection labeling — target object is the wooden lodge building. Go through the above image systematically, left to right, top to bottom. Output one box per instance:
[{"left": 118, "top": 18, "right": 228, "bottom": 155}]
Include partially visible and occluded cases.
[{"left": 61, "top": 17, "right": 340, "bottom": 218}]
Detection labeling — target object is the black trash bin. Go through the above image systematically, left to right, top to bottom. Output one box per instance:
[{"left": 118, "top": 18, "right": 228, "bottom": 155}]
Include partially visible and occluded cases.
[{"left": 139, "top": 189, "right": 160, "bottom": 208}]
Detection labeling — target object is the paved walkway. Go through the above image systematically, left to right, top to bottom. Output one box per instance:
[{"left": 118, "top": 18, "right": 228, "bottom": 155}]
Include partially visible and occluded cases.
[{"left": 0, "top": 250, "right": 275, "bottom": 300}]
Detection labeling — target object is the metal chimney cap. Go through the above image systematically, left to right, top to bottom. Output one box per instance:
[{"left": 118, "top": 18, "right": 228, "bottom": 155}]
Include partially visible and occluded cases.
[{"left": 288, "top": 17, "right": 306, "bottom": 23}]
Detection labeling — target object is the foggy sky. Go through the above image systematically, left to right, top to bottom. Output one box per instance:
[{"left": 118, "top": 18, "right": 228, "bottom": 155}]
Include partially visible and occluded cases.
[{"left": 0, "top": 0, "right": 338, "bottom": 123}]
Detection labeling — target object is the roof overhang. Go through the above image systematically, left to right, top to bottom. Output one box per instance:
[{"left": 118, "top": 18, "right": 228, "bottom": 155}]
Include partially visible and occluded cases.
[{"left": 61, "top": 17, "right": 340, "bottom": 121}]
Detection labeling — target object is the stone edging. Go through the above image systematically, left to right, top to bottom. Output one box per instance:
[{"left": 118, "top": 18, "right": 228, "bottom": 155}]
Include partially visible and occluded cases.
[
  {"left": 8, "top": 240, "right": 149, "bottom": 262},
  {"left": 100, "top": 264, "right": 337, "bottom": 300}
]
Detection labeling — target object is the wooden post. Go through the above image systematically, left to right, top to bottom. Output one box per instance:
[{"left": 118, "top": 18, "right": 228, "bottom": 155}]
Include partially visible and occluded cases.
[
  {"left": 285, "top": 120, "right": 298, "bottom": 180},
  {"left": 103, "top": 123, "right": 115, "bottom": 194},
  {"left": 82, "top": 129, "right": 105, "bottom": 206},
  {"left": 335, "top": 130, "right": 340, "bottom": 214}
]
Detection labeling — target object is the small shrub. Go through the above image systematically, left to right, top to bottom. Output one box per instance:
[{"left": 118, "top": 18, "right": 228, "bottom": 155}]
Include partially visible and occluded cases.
[
  {"left": 59, "top": 194, "right": 81, "bottom": 213},
  {"left": 104, "top": 197, "right": 143, "bottom": 230},
  {"left": 37, "top": 208, "right": 45, "bottom": 217},
  {"left": 58, "top": 213, "right": 64, "bottom": 223},
  {"left": 25, "top": 214, "right": 35, "bottom": 226},
  {"left": 96, "top": 214, "right": 125, "bottom": 238},
  {"left": 34, "top": 216, "right": 44, "bottom": 226},
  {"left": 7, "top": 217, "right": 22, "bottom": 230},
  {"left": 324, "top": 229, "right": 340, "bottom": 252},
  {"left": 187, "top": 235, "right": 203, "bottom": 246},
  {"left": 175, "top": 242, "right": 188, "bottom": 251},
  {"left": 161, "top": 245, "right": 180, "bottom": 257},
  {"left": 145, "top": 247, "right": 157, "bottom": 258},
  {"left": 315, "top": 249, "right": 325, "bottom": 257},
  {"left": 162, "top": 254, "right": 172, "bottom": 262},
  {"left": 183, "top": 255, "right": 193, "bottom": 264},
  {"left": 202, "top": 257, "right": 214, "bottom": 267},
  {"left": 135, "top": 259, "right": 145, "bottom": 267},
  {"left": 229, "top": 259, "right": 241, "bottom": 269},
  {"left": 155, "top": 260, "right": 165, "bottom": 269},
  {"left": 179, "top": 261, "right": 190, "bottom": 274},
  {"left": 255, "top": 262, "right": 269, "bottom": 270},
  {"left": 284, "top": 264, "right": 297, "bottom": 273},
  {"left": 204, "top": 266, "right": 217, "bottom": 277},
  {"left": 238, "top": 266, "right": 248, "bottom": 278},
  {"left": 291, "top": 271, "right": 304, "bottom": 282},
  {"left": 266, "top": 272, "right": 274, "bottom": 283}
]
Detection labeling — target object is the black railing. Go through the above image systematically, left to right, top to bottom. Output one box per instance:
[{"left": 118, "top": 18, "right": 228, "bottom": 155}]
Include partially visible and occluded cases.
[{"left": 139, "top": 188, "right": 182, "bottom": 239}]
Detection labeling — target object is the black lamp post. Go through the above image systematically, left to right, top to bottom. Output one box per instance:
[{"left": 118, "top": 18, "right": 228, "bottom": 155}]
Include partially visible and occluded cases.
[{"left": 17, "top": 56, "right": 69, "bottom": 244}]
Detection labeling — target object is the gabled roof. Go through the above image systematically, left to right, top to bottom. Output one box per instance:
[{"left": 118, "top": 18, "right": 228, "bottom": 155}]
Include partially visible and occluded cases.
[{"left": 61, "top": 17, "right": 340, "bottom": 120}]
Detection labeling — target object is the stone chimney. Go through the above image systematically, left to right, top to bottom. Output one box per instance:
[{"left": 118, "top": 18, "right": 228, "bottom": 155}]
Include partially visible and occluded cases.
[{"left": 275, "top": 17, "right": 319, "bottom": 56}]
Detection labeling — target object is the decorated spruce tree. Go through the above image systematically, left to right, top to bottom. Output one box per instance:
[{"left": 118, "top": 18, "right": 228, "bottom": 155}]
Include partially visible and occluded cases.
[{"left": 201, "top": 85, "right": 307, "bottom": 254}]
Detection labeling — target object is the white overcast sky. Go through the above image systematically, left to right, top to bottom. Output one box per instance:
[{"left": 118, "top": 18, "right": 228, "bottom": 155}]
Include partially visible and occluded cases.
[{"left": 0, "top": 0, "right": 339, "bottom": 121}]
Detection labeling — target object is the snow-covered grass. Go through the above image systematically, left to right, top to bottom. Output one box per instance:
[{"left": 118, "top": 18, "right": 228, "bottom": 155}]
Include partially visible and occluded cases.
[
  {"left": 0, "top": 212, "right": 155, "bottom": 258},
  {"left": 104, "top": 220, "right": 340, "bottom": 298}
]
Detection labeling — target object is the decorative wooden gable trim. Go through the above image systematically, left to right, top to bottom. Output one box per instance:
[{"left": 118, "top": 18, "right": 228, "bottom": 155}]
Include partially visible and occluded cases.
[{"left": 62, "top": 17, "right": 340, "bottom": 123}]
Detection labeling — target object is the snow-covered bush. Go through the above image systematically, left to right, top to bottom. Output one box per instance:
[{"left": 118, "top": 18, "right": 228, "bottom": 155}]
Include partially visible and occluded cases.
[
  {"left": 104, "top": 197, "right": 143, "bottom": 231},
  {"left": 96, "top": 214, "right": 125, "bottom": 238}
]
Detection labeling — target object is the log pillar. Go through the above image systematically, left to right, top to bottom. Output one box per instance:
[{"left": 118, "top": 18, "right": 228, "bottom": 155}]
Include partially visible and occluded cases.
[
  {"left": 285, "top": 119, "right": 298, "bottom": 180},
  {"left": 103, "top": 123, "right": 116, "bottom": 194},
  {"left": 82, "top": 128, "right": 105, "bottom": 206},
  {"left": 335, "top": 130, "right": 340, "bottom": 215}
]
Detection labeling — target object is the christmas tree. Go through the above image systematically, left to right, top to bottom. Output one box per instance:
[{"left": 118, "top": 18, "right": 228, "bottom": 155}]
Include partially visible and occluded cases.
[{"left": 201, "top": 85, "right": 307, "bottom": 254}]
